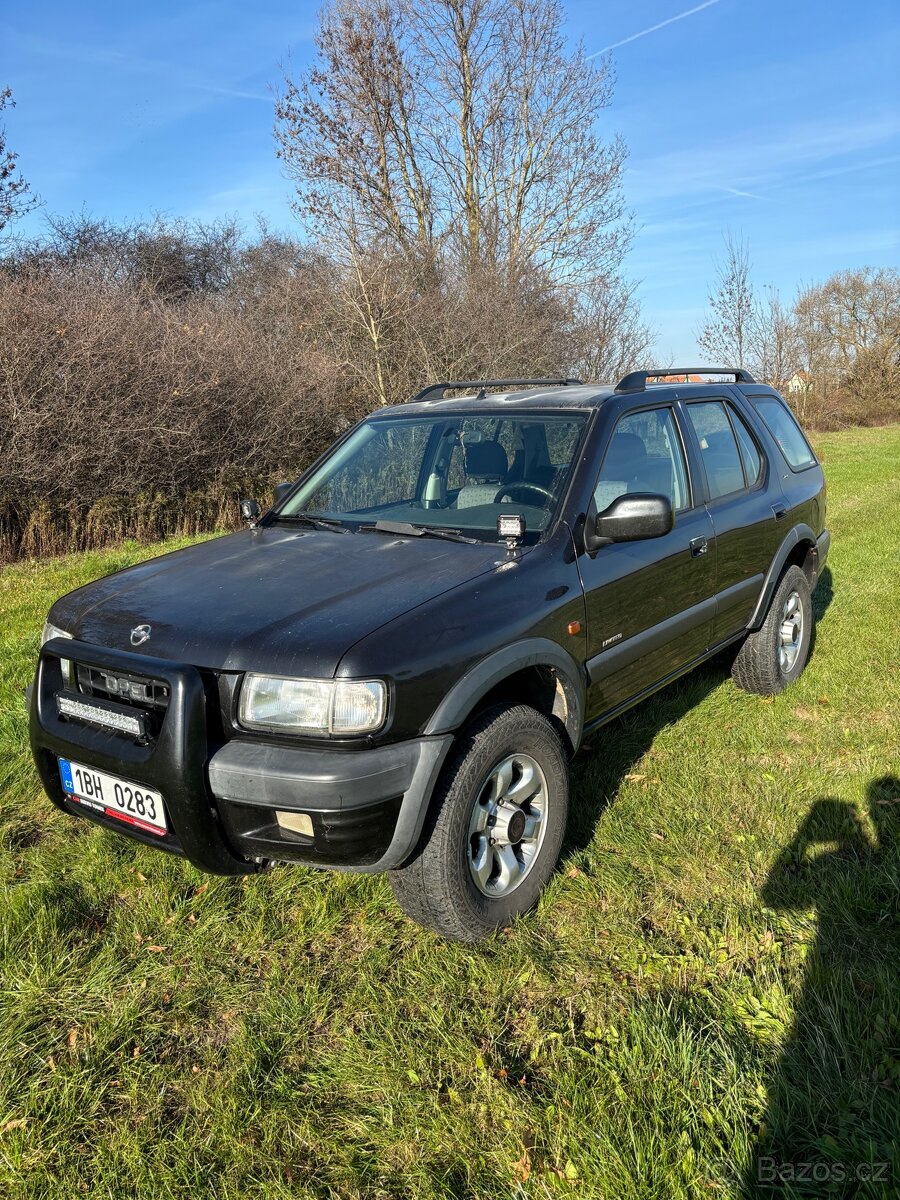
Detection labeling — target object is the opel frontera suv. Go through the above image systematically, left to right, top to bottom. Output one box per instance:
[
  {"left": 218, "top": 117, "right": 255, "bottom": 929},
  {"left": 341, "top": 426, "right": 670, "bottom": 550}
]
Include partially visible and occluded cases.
[{"left": 30, "top": 369, "right": 829, "bottom": 940}]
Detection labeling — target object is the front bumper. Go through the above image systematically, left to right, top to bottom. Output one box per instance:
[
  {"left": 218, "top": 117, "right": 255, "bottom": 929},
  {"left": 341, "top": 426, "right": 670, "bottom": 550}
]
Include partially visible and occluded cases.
[
  {"left": 30, "top": 639, "right": 452, "bottom": 874},
  {"left": 208, "top": 736, "right": 452, "bottom": 870}
]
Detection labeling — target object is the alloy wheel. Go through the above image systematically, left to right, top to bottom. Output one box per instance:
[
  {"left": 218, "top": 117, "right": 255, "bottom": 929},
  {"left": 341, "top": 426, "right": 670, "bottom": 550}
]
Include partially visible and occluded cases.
[
  {"left": 779, "top": 589, "right": 804, "bottom": 673},
  {"left": 467, "top": 753, "right": 549, "bottom": 897}
]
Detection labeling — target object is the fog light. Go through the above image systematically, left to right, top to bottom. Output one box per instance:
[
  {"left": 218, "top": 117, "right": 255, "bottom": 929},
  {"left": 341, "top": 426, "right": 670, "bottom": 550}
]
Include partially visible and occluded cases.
[{"left": 276, "top": 811, "right": 314, "bottom": 837}]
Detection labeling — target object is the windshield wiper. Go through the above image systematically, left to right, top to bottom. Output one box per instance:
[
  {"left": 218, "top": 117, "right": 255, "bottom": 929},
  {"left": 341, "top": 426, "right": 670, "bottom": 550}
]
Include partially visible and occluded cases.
[
  {"left": 275, "top": 512, "right": 350, "bottom": 532},
  {"left": 359, "top": 519, "right": 482, "bottom": 545}
]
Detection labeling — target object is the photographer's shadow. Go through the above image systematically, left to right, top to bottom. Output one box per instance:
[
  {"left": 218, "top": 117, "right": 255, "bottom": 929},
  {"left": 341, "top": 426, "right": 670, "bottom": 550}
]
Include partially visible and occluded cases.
[{"left": 744, "top": 776, "right": 900, "bottom": 1196}]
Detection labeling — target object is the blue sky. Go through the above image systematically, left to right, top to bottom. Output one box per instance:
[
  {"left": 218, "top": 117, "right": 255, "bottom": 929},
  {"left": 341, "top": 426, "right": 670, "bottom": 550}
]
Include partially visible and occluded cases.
[{"left": 2, "top": 0, "right": 898, "bottom": 359}]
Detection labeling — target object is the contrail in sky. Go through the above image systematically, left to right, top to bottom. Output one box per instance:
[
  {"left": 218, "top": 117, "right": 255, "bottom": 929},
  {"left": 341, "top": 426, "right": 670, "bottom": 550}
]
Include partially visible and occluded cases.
[{"left": 589, "top": 0, "right": 724, "bottom": 58}]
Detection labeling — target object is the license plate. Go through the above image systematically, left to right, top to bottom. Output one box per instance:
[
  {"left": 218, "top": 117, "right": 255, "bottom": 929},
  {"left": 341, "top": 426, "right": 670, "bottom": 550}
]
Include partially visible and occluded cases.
[{"left": 58, "top": 758, "right": 167, "bottom": 837}]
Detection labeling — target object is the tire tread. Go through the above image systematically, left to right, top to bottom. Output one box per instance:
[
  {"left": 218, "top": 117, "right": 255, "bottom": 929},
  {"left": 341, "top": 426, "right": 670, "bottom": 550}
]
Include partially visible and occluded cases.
[
  {"left": 731, "top": 565, "right": 812, "bottom": 696},
  {"left": 389, "top": 704, "right": 568, "bottom": 941}
]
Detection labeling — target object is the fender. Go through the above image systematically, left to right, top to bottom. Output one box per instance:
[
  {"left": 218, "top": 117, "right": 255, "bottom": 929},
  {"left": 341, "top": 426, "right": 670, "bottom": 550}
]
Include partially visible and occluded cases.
[
  {"left": 748, "top": 523, "right": 818, "bottom": 629},
  {"left": 423, "top": 637, "right": 587, "bottom": 752}
]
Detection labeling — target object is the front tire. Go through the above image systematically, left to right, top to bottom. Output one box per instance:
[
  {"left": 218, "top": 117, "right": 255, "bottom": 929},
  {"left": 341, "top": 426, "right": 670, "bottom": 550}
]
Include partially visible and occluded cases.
[
  {"left": 732, "top": 564, "right": 813, "bottom": 695},
  {"left": 389, "top": 704, "right": 569, "bottom": 941}
]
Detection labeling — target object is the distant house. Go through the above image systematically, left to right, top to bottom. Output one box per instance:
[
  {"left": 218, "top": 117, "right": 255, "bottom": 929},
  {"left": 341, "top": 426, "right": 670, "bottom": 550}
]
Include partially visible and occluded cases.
[
  {"left": 786, "top": 371, "right": 812, "bottom": 394},
  {"left": 654, "top": 374, "right": 704, "bottom": 384}
]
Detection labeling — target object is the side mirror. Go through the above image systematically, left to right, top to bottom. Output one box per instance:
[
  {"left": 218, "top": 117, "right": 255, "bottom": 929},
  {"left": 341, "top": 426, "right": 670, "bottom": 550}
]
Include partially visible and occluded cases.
[
  {"left": 273, "top": 481, "right": 293, "bottom": 507},
  {"left": 585, "top": 492, "right": 673, "bottom": 551},
  {"left": 240, "top": 498, "right": 261, "bottom": 525}
]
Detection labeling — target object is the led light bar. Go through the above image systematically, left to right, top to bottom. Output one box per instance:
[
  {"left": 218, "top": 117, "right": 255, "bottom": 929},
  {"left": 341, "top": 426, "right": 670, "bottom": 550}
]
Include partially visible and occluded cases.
[
  {"left": 497, "top": 513, "right": 525, "bottom": 543},
  {"left": 56, "top": 694, "right": 147, "bottom": 737}
]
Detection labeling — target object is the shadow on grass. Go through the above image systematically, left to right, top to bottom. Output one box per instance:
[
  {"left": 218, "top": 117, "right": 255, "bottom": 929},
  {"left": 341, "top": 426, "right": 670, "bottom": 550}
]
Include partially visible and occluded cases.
[
  {"left": 807, "top": 565, "right": 834, "bottom": 666},
  {"left": 812, "top": 565, "right": 833, "bottom": 623},
  {"left": 565, "top": 566, "right": 835, "bottom": 859},
  {"left": 563, "top": 658, "right": 728, "bottom": 858},
  {"left": 743, "top": 775, "right": 900, "bottom": 1197}
]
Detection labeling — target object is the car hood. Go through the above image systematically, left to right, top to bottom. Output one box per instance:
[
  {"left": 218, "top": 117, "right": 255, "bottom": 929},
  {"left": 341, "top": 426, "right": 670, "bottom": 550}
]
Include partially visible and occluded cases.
[{"left": 51, "top": 526, "right": 505, "bottom": 676}]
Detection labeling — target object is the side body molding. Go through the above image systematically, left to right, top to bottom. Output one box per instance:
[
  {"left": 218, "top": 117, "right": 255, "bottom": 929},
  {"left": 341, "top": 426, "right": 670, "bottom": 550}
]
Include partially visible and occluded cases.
[
  {"left": 748, "top": 523, "right": 818, "bottom": 629},
  {"left": 423, "top": 638, "right": 587, "bottom": 752}
]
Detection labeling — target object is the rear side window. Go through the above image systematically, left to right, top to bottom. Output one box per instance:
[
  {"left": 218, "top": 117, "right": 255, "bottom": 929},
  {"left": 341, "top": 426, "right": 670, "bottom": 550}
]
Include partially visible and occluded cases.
[
  {"left": 754, "top": 397, "right": 816, "bottom": 470},
  {"left": 686, "top": 401, "right": 745, "bottom": 500},
  {"left": 728, "top": 404, "right": 762, "bottom": 485}
]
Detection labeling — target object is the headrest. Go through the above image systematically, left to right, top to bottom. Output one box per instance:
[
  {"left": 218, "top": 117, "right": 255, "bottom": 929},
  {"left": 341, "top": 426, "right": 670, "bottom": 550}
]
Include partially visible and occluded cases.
[
  {"left": 702, "top": 430, "right": 734, "bottom": 454},
  {"left": 604, "top": 431, "right": 647, "bottom": 476},
  {"left": 610, "top": 431, "right": 647, "bottom": 461},
  {"left": 465, "top": 440, "right": 508, "bottom": 479}
]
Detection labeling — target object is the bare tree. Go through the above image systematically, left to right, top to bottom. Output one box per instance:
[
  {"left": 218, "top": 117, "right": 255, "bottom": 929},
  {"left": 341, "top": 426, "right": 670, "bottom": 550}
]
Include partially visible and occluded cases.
[
  {"left": 275, "top": 0, "right": 630, "bottom": 282},
  {"left": 0, "top": 87, "right": 37, "bottom": 236},
  {"left": 696, "top": 233, "right": 755, "bottom": 368},
  {"left": 794, "top": 267, "right": 900, "bottom": 423},
  {"left": 575, "top": 275, "right": 654, "bottom": 381},
  {"left": 751, "top": 285, "right": 799, "bottom": 389}
]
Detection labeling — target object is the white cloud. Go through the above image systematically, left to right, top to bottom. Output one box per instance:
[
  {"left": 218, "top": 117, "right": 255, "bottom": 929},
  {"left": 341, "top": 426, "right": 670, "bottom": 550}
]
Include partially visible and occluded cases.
[{"left": 625, "top": 113, "right": 900, "bottom": 208}]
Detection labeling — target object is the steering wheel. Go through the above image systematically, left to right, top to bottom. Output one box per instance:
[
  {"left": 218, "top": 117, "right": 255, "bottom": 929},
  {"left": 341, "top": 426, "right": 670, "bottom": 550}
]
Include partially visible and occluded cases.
[{"left": 494, "top": 482, "right": 555, "bottom": 505}]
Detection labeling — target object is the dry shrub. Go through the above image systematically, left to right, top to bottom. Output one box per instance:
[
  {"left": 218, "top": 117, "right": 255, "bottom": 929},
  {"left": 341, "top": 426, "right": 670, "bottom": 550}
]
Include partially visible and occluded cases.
[
  {"left": 1, "top": 220, "right": 633, "bottom": 561},
  {"left": 0, "top": 235, "right": 357, "bottom": 561}
]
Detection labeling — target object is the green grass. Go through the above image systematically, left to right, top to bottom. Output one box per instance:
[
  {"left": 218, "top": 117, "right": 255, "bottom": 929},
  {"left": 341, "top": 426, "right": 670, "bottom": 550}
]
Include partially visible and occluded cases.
[{"left": 1, "top": 429, "right": 899, "bottom": 1199}]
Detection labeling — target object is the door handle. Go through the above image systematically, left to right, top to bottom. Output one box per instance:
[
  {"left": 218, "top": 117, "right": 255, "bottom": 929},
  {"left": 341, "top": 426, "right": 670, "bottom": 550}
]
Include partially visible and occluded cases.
[
  {"left": 772, "top": 503, "right": 787, "bottom": 520},
  {"left": 689, "top": 536, "right": 708, "bottom": 557}
]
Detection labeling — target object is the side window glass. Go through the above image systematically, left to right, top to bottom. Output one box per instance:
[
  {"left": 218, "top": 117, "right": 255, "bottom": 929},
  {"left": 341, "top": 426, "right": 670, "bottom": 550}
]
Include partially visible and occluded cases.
[
  {"left": 755, "top": 397, "right": 816, "bottom": 469},
  {"left": 687, "top": 401, "right": 745, "bottom": 500},
  {"left": 728, "top": 404, "right": 762, "bottom": 485},
  {"left": 594, "top": 407, "right": 689, "bottom": 512}
]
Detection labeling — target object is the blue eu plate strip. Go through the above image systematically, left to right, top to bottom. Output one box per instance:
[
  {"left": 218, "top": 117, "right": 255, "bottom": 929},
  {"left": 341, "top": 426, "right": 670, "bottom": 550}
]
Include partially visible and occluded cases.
[{"left": 58, "top": 758, "right": 75, "bottom": 794}]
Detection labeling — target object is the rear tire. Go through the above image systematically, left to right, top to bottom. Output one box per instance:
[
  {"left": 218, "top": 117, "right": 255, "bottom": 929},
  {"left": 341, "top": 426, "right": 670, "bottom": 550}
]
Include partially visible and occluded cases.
[
  {"left": 732, "top": 564, "right": 812, "bottom": 695},
  {"left": 389, "top": 704, "right": 569, "bottom": 941}
]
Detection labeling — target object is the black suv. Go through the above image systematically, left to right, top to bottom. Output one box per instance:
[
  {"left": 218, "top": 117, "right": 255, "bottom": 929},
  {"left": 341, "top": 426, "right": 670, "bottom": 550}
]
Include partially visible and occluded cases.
[{"left": 30, "top": 369, "right": 829, "bottom": 940}]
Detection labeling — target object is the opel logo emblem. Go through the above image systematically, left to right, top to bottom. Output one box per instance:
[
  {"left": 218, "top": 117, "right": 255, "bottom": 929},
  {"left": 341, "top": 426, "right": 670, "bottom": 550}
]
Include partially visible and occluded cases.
[{"left": 130, "top": 624, "right": 151, "bottom": 647}]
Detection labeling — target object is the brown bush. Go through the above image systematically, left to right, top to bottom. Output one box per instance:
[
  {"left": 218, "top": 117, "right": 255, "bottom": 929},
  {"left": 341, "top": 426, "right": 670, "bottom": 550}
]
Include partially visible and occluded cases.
[
  {"left": 2, "top": 219, "right": 642, "bottom": 561},
  {"left": 0, "top": 231, "right": 357, "bottom": 561}
]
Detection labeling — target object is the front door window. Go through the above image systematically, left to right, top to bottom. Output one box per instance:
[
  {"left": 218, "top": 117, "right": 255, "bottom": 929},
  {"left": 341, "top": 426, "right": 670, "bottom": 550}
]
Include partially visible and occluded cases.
[{"left": 594, "top": 407, "right": 690, "bottom": 513}]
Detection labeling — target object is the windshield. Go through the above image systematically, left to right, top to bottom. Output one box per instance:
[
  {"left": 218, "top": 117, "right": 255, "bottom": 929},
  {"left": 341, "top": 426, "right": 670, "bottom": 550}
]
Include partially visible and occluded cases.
[{"left": 278, "top": 411, "right": 588, "bottom": 543}]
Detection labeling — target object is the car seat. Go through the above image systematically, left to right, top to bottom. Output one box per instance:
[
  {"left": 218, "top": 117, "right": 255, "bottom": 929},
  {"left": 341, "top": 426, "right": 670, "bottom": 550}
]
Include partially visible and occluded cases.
[
  {"left": 505, "top": 424, "right": 559, "bottom": 492},
  {"left": 594, "top": 431, "right": 675, "bottom": 509},
  {"left": 455, "top": 440, "right": 509, "bottom": 509}
]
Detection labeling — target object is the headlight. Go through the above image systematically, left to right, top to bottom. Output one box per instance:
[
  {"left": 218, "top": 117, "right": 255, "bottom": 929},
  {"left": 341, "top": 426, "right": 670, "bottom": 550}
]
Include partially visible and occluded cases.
[
  {"left": 41, "top": 620, "right": 74, "bottom": 686},
  {"left": 42, "top": 620, "right": 73, "bottom": 647},
  {"left": 239, "top": 675, "right": 387, "bottom": 735}
]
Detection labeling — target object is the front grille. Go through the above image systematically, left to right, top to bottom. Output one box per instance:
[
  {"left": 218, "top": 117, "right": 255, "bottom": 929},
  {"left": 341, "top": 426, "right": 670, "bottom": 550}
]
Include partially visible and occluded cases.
[{"left": 75, "top": 663, "right": 171, "bottom": 713}]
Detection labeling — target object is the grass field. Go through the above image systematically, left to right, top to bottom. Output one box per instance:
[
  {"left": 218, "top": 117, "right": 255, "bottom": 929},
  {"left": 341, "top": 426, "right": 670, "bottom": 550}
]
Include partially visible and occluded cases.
[{"left": 1, "top": 426, "right": 898, "bottom": 1199}]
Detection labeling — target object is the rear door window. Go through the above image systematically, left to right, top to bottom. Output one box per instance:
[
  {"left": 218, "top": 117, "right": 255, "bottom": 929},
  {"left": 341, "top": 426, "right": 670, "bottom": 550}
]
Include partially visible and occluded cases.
[
  {"left": 754, "top": 397, "right": 817, "bottom": 469},
  {"left": 686, "top": 401, "right": 746, "bottom": 500},
  {"left": 728, "top": 404, "right": 763, "bottom": 485}
]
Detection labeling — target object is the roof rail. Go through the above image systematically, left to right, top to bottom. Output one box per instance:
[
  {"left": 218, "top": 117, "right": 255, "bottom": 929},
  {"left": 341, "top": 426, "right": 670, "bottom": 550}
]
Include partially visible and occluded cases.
[
  {"left": 614, "top": 367, "right": 756, "bottom": 394},
  {"left": 410, "top": 378, "right": 583, "bottom": 403}
]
